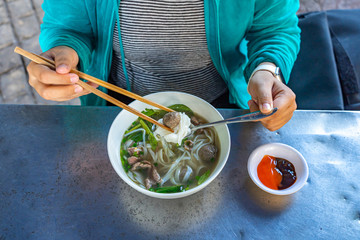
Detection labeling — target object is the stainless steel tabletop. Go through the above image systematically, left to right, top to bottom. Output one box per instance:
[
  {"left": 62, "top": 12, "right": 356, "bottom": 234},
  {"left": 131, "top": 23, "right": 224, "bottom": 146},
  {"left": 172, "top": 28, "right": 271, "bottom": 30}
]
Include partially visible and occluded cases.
[{"left": 0, "top": 105, "right": 359, "bottom": 240}]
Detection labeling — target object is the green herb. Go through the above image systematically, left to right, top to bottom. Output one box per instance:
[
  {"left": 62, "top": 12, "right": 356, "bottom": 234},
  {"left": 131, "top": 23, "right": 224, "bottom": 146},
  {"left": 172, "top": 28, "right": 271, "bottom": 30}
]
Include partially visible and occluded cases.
[
  {"left": 168, "top": 104, "right": 194, "bottom": 117},
  {"left": 142, "top": 108, "right": 167, "bottom": 120},
  {"left": 142, "top": 108, "right": 156, "bottom": 117},
  {"left": 140, "top": 119, "right": 158, "bottom": 150},
  {"left": 125, "top": 123, "right": 141, "bottom": 134},
  {"left": 127, "top": 131, "right": 143, "bottom": 143},
  {"left": 149, "top": 135, "right": 158, "bottom": 151},
  {"left": 176, "top": 137, "right": 189, "bottom": 148},
  {"left": 120, "top": 149, "right": 131, "bottom": 172},
  {"left": 120, "top": 149, "right": 128, "bottom": 157},
  {"left": 121, "top": 156, "right": 131, "bottom": 172},
  {"left": 210, "top": 157, "right": 215, "bottom": 162},
  {"left": 154, "top": 162, "right": 158, "bottom": 167},
  {"left": 196, "top": 170, "right": 211, "bottom": 185},
  {"left": 148, "top": 185, "right": 185, "bottom": 193}
]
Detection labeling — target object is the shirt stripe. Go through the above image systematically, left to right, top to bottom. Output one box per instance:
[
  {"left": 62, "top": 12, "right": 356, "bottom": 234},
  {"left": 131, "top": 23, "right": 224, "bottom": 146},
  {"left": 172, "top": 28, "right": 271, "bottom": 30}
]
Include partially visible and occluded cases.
[{"left": 110, "top": 0, "right": 227, "bottom": 102}]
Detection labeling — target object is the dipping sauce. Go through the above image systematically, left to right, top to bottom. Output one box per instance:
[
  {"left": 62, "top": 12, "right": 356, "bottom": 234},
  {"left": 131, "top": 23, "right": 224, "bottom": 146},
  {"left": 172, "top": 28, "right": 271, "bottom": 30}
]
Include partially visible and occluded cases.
[{"left": 257, "top": 155, "right": 297, "bottom": 190}]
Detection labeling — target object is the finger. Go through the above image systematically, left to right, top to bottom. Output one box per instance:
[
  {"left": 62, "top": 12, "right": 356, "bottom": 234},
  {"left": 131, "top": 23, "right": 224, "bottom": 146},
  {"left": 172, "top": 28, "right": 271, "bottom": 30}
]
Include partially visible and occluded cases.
[
  {"left": 54, "top": 48, "right": 79, "bottom": 74},
  {"left": 28, "top": 62, "right": 79, "bottom": 85},
  {"left": 249, "top": 73, "right": 274, "bottom": 114},
  {"left": 31, "top": 80, "right": 91, "bottom": 101},
  {"left": 87, "top": 81, "right": 99, "bottom": 88},
  {"left": 254, "top": 83, "right": 274, "bottom": 114},
  {"left": 273, "top": 89, "right": 297, "bottom": 112},
  {"left": 248, "top": 99, "right": 260, "bottom": 112},
  {"left": 261, "top": 104, "right": 295, "bottom": 131}
]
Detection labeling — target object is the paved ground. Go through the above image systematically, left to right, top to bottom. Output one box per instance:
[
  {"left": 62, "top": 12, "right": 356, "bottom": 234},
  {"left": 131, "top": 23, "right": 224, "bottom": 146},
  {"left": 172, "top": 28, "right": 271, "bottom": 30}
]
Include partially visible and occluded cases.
[{"left": 0, "top": 0, "right": 359, "bottom": 105}]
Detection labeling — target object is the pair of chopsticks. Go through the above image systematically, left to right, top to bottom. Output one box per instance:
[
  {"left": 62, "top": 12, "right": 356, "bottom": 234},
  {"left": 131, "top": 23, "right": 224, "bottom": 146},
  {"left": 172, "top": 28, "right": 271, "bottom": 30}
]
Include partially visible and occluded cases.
[{"left": 14, "top": 47, "right": 174, "bottom": 132}]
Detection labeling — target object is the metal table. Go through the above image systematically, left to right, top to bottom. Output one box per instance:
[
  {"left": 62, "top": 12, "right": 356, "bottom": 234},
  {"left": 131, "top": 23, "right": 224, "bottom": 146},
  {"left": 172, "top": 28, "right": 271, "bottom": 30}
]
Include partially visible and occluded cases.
[{"left": 0, "top": 105, "right": 359, "bottom": 239}]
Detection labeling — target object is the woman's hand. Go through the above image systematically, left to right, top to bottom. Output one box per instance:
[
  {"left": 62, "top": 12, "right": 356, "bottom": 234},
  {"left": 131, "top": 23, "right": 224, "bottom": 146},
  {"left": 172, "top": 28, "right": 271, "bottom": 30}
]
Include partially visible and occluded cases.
[
  {"left": 27, "top": 46, "right": 97, "bottom": 101},
  {"left": 247, "top": 67, "right": 297, "bottom": 131}
]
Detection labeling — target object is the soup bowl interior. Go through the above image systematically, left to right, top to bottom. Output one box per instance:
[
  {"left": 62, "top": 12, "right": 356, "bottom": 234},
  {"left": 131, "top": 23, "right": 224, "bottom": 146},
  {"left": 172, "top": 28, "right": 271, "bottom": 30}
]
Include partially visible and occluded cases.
[{"left": 107, "top": 91, "right": 231, "bottom": 199}]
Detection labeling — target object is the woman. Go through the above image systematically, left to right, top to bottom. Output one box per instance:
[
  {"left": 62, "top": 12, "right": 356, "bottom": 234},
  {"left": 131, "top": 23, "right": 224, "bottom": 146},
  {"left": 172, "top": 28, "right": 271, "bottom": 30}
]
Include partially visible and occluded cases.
[{"left": 27, "top": 0, "right": 300, "bottom": 131}]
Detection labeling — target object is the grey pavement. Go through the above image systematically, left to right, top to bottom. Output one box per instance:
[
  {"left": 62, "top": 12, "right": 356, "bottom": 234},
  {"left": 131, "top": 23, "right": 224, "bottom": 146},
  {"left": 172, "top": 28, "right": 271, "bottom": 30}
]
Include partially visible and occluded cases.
[
  {"left": 0, "top": 0, "right": 359, "bottom": 105},
  {"left": 0, "top": 0, "right": 79, "bottom": 105}
]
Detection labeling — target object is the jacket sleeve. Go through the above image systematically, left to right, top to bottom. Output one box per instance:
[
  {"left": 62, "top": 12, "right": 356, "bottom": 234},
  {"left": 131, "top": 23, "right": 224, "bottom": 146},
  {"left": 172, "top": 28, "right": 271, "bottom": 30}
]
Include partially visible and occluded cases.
[
  {"left": 39, "top": 0, "right": 94, "bottom": 71},
  {"left": 244, "top": 0, "right": 301, "bottom": 84}
]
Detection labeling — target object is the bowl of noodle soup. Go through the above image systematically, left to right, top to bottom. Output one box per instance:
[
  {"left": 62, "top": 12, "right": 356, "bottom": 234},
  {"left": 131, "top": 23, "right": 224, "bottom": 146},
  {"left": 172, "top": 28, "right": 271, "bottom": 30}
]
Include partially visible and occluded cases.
[{"left": 107, "top": 91, "right": 231, "bottom": 199}]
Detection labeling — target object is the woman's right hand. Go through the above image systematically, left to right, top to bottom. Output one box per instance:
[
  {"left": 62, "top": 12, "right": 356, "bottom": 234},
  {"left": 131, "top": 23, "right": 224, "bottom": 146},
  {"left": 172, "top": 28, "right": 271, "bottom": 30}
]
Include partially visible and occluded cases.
[{"left": 27, "top": 46, "right": 97, "bottom": 101}]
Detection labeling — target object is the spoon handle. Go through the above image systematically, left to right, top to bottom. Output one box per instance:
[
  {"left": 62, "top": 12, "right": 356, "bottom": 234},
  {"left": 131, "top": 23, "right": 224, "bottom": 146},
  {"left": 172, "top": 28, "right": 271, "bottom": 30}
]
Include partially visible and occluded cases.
[{"left": 191, "top": 108, "right": 278, "bottom": 131}]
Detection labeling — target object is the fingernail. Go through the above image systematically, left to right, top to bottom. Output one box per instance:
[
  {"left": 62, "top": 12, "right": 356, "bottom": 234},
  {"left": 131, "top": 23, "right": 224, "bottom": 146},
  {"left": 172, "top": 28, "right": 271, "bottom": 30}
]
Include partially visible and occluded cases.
[
  {"left": 57, "top": 64, "right": 69, "bottom": 74},
  {"left": 69, "top": 74, "right": 78, "bottom": 83},
  {"left": 74, "top": 85, "right": 83, "bottom": 93},
  {"left": 261, "top": 103, "right": 271, "bottom": 112}
]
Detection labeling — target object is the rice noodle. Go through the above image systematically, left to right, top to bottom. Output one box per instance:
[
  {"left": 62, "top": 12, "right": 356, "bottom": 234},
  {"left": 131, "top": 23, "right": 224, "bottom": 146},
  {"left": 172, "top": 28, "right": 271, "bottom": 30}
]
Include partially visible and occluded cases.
[
  {"left": 123, "top": 114, "right": 218, "bottom": 190},
  {"left": 124, "top": 128, "right": 146, "bottom": 146},
  {"left": 124, "top": 140, "right": 134, "bottom": 149},
  {"left": 161, "top": 151, "right": 187, "bottom": 184},
  {"left": 182, "top": 165, "right": 193, "bottom": 183},
  {"left": 196, "top": 165, "right": 207, "bottom": 176},
  {"left": 175, "top": 167, "right": 181, "bottom": 183},
  {"left": 127, "top": 171, "right": 144, "bottom": 187},
  {"left": 170, "top": 177, "right": 179, "bottom": 186}
]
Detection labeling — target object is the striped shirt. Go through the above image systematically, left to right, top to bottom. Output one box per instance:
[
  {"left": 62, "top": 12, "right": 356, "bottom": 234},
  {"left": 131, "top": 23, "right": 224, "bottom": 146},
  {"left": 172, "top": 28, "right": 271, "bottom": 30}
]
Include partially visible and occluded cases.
[{"left": 110, "top": 0, "right": 227, "bottom": 102}]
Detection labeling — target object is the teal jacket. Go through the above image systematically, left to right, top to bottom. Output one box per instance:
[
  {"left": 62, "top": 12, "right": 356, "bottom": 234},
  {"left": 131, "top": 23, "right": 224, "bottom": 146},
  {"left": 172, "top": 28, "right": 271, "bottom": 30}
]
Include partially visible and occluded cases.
[{"left": 40, "top": 0, "right": 300, "bottom": 108}]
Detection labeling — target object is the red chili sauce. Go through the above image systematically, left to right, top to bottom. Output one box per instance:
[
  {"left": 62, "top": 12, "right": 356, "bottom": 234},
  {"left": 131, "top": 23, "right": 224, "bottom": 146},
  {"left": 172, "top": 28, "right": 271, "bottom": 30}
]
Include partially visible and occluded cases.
[{"left": 257, "top": 155, "right": 297, "bottom": 190}]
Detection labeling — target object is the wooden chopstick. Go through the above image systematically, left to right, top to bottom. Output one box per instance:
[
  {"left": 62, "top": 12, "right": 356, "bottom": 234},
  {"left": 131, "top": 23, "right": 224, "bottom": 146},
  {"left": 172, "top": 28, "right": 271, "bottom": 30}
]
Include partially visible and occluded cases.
[
  {"left": 14, "top": 47, "right": 174, "bottom": 132},
  {"left": 15, "top": 47, "right": 174, "bottom": 113}
]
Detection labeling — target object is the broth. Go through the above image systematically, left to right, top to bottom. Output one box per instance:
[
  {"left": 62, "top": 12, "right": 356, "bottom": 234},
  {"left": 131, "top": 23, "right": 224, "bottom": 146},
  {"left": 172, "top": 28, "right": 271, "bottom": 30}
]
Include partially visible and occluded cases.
[{"left": 120, "top": 105, "right": 219, "bottom": 193}]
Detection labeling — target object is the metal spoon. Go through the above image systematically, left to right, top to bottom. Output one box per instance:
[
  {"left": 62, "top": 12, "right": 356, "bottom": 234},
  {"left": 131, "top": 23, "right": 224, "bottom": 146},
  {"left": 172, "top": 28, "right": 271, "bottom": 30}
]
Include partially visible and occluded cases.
[{"left": 191, "top": 108, "right": 278, "bottom": 131}]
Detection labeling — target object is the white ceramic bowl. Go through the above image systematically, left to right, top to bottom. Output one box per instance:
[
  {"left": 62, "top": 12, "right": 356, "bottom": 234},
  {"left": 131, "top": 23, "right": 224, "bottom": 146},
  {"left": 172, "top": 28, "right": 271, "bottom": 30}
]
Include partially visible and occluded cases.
[
  {"left": 107, "top": 91, "right": 231, "bottom": 199},
  {"left": 247, "top": 143, "right": 309, "bottom": 195}
]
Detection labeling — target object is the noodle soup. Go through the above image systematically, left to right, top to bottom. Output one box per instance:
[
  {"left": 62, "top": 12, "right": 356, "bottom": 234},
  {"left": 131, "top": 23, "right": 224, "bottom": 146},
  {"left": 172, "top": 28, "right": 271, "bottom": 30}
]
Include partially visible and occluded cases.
[{"left": 120, "top": 104, "right": 219, "bottom": 193}]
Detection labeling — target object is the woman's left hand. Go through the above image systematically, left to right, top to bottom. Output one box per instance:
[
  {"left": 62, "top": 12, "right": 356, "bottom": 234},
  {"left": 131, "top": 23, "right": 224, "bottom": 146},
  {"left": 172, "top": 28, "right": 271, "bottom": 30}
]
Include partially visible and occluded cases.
[{"left": 247, "top": 69, "right": 297, "bottom": 131}]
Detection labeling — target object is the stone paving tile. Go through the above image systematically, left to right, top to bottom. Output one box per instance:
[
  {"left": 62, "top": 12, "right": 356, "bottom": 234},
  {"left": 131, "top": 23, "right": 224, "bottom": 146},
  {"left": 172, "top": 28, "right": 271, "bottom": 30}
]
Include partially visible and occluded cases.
[
  {"left": 7, "top": 0, "right": 33, "bottom": 19},
  {"left": 32, "top": 0, "right": 43, "bottom": 23},
  {"left": 32, "top": 0, "right": 42, "bottom": 8},
  {"left": 0, "top": 2, "right": 9, "bottom": 25},
  {"left": 12, "top": 14, "right": 39, "bottom": 40},
  {"left": 0, "top": 23, "right": 15, "bottom": 49},
  {"left": 21, "top": 33, "right": 41, "bottom": 65},
  {"left": 0, "top": 44, "right": 22, "bottom": 74},
  {"left": 0, "top": 67, "right": 35, "bottom": 104},
  {"left": 10, "top": 91, "right": 35, "bottom": 104}
]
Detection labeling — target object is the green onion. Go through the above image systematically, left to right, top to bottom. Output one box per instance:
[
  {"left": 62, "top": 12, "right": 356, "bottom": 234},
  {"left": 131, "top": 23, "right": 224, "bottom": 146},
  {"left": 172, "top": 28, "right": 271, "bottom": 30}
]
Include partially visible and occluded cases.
[
  {"left": 139, "top": 119, "right": 158, "bottom": 150},
  {"left": 125, "top": 123, "right": 141, "bottom": 134},
  {"left": 196, "top": 170, "right": 211, "bottom": 185},
  {"left": 148, "top": 185, "right": 185, "bottom": 193}
]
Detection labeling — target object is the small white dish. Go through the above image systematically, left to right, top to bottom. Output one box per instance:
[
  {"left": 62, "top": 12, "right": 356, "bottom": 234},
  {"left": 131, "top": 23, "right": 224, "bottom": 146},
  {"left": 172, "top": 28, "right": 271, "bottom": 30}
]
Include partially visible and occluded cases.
[
  {"left": 107, "top": 91, "right": 231, "bottom": 199},
  {"left": 247, "top": 143, "right": 309, "bottom": 195}
]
